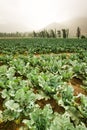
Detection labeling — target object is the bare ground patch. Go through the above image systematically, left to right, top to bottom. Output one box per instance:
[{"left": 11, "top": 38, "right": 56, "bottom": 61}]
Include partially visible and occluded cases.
[{"left": 70, "top": 77, "right": 87, "bottom": 96}]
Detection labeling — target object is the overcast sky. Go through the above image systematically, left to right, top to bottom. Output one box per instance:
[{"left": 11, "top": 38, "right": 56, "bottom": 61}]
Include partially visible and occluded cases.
[{"left": 0, "top": 0, "right": 87, "bottom": 32}]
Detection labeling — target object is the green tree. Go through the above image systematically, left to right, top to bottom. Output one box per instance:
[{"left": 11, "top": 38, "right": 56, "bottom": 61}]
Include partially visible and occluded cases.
[
  {"left": 76, "top": 27, "right": 81, "bottom": 39},
  {"left": 50, "top": 29, "right": 56, "bottom": 38},
  {"left": 62, "top": 29, "right": 66, "bottom": 38},
  {"left": 66, "top": 29, "right": 69, "bottom": 38},
  {"left": 45, "top": 30, "right": 50, "bottom": 38},
  {"left": 57, "top": 30, "right": 61, "bottom": 38},
  {"left": 33, "top": 31, "right": 37, "bottom": 37}
]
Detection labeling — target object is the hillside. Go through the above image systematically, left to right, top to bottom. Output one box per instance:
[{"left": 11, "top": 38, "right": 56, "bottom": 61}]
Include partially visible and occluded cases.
[
  {"left": 0, "top": 17, "right": 87, "bottom": 37},
  {"left": 43, "top": 18, "right": 87, "bottom": 37}
]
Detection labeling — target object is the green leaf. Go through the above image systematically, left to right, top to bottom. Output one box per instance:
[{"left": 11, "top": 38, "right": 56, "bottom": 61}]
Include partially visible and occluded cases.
[
  {"left": 0, "top": 65, "right": 7, "bottom": 76},
  {"left": 6, "top": 67, "right": 15, "bottom": 79},
  {"left": 62, "top": 86, "right": 74, "bottom": 106},
  {"left": 1, "top": 89, "right": 9, "bottom": 99},
  {"left": 5, "top": 100, "right": 22, "bottom": 112}
]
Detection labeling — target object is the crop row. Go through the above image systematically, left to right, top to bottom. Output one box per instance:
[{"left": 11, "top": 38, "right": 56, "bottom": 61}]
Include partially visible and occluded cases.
[
  {"left": 0, "top": 38, "right": 87, "bottom": 55},
  {"left": 0, "top": 52, "right": 87, "bottom": 129}
]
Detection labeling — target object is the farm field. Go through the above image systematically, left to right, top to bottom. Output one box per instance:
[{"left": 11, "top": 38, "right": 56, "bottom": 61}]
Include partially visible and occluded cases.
[
  {"left": 0, "top": 38, "right": 87, "bottom": 130},
  {"left": 0, "top": 38, "right": 87, "bottom": 55}
]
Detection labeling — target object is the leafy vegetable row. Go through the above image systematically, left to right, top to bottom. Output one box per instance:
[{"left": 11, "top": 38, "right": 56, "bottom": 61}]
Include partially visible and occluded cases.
[
  {"left": 0, "top": 38, "right": 87, "bottom": 55},
  {"left": 0, "top": 53, "right": 87, "bottom": 129}
]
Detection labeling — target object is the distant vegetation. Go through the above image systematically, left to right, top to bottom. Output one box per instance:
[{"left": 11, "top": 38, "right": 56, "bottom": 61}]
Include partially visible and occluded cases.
[{"left": 0, "top": 27, "right": 86, "bottom": 39}]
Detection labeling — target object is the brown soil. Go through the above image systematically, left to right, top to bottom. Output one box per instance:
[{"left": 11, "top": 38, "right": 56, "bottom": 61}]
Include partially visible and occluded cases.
[
  {"left": 65, "top": 52, "right": 71, "bottom": 58},
  {"left": 0, "top": 53, "right": 4, "bottom": 56},
  {"left": 34, "top": 53, "right": 40, "bottom": 57},
  {"left": 0, "top": 61, "right": 5, "bottom": 66},
  {"left": 14, "top": 72, "right": 27, "bottom": 80},
  {"left": 70, "top": 77, "right": 87, "bottom": 96},
  {"left": 33, "top": 87, "right": 65, "bottom": 114},
  {"left": 33, "top": 87, "right": 39, "bottom": 94},
  {"left": 0, "top": 97, "right": 4, "bottom": 111},
  {"left": 36, "top": 98, "right": 65, "bottom": 114},
  {"left": 0, "top": 121, "right": 17, "bottom": 130},
  {"left": 0, "top": 121, "right": 26, "bottom": 130}
]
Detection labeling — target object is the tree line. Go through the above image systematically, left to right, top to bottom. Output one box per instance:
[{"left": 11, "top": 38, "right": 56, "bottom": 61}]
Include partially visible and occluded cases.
[
  {"left": 0, "top": 27, "right": 86, "bottom": 38},
  {"left": 33, "top": 27, "right": 85, "bottom": 39},
  {"left": 33, "top": 29, "right": 69, "bottom": 38}
]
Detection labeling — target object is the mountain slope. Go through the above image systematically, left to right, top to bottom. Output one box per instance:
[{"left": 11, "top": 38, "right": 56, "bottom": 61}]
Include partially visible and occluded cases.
[{"left": 43, "top": 18, "right": 87, "bottom": 37}]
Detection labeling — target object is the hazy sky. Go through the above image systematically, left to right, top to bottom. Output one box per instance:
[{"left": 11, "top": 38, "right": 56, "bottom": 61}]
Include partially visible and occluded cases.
[{"left": 0, "top": 0, "right": 87, "bottom": 31}]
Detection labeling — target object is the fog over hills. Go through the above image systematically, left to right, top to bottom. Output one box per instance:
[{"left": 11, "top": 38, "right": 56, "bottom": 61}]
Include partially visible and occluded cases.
[
  {"left": 0, "top": 17, "right": 87, "bottom": 37},
  {"left": 43, "top": 17, "right": 87, "bottom": 37},
  {"left": 0, "top": 23, "right": 33, "bottom": 33}
]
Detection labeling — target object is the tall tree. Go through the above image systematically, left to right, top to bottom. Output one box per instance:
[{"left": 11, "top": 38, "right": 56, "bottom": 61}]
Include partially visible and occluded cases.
[
  {"left": 76, "top": 27, "right": 81, "bottom": 39},
  {"left": 50, "top": 29, "right": 56, "bottom": 38},
  {"left": 62, "top": 29, "right": 66, "bottom": 38},
  {"left": 66, "top": 29, "right": 69, "bottom": 38},
  {"left": 44, "top": 30, "right": 50, "bottom": 38},
  {"left": 57, "top": 30, "right": 61, "bottom": 38},
  {"left": 33, "top": 31, "right": 37, "bottom": 37}
]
